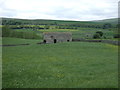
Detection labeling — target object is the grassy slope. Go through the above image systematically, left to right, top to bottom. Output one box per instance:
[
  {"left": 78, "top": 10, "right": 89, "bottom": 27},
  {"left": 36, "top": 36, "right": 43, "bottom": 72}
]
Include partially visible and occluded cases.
[
  {"left": 2, "top": 17, "right": 118, "bottom": 25},
  {"left": 93, "top": 18, "right": 118, "bottom": 25},
  {"left": 2, "top": 38, "right": 118, "bottom": 88}
]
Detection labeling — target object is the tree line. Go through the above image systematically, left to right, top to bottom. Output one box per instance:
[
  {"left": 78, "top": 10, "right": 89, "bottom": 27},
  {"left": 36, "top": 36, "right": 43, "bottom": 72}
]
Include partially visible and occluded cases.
[{"left": 2, "top": 26, "right": 41, "bottom": 39}]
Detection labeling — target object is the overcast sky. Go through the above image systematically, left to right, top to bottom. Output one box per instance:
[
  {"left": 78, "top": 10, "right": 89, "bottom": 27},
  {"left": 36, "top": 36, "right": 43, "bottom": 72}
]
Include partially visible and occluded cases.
[{"left": 0, "top": 0, "right": 119, "bottom": 21}]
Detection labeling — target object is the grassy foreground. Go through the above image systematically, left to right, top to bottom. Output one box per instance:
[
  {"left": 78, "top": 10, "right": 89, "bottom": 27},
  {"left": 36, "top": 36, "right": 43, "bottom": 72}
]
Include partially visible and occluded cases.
[{"left": 2, "top": 38, "right": 118, "bottom": 88}]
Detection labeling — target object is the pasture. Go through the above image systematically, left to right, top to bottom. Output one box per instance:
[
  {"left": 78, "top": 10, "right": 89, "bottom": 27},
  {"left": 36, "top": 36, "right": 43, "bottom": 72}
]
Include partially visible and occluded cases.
[
  {"left": 14, "top": 27, "right": 115, "bottom": 39},
  {"left": 2, "top": 37, "right": 118, "bottom": 88},
  {"left": 2, "top": 37, "right": 41, "bottom": 45}
]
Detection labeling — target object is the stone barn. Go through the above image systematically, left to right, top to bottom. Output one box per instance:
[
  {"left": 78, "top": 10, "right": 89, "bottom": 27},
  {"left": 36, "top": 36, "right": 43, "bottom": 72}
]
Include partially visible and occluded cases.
[{"left": 43, "top": 32, "right": 72, "bottom": 43}]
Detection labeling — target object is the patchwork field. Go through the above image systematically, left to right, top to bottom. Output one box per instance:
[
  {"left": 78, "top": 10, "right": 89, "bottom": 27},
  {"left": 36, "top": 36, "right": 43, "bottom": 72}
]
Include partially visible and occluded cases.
[
  {"left": 14, "top": 27, "right": 115, "bottom": 39},
  {"left": 2, "top": 37, "right": 118, "bottom": 88}
]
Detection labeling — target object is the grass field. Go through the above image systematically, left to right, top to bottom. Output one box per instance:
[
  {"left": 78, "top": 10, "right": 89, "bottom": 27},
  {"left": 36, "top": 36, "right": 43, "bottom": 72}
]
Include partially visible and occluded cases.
[
  {"left": 14, "top": 27, "right": 115, "bottom": 39},
  {"left": 0, "top": 37, "right": 2, "bottom": 88},
  {"left": 2, "top": 37, "right": 118, "bottom": 88},
  {"left": 2, "top": 37, "right": 42, "bottom": 45}
]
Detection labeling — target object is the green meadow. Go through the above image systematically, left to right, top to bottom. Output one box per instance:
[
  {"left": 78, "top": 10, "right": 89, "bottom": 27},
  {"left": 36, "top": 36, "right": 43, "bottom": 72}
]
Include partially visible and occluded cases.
[
  {"left": 2, "top": 17, "right": 118, "bottom": 88},
  {"left": 14, "top": 27, "right": 115, "bottom": 39},
  {"left": 2, "top": 37, "right": 118, "bottom": 88},
  {"left": 2, "top": 37, "right": 41, "bottom": 45}
]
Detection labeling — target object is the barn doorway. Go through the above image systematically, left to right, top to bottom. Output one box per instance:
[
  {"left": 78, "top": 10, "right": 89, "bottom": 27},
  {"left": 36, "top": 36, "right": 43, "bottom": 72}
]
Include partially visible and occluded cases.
[
  {"left": 54, "top": 39, "right": 57, "bottom": 43},
  {"left": 43, "top": 40, "right": 46, "bottom": 43},
  {"left": 67, "top": 40, "right": 69, "bottom": 42}
]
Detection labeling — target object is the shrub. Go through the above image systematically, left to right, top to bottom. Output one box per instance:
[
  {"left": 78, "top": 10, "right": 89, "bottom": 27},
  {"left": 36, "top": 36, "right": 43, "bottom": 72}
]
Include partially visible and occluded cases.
[
  {"left": 103, "top": 23, "right": 112, "bottom": 29},
  {"left": 93, "top": 31, "right": 104, "bottom": 39},
  {"left": 96, "top": 31, "right": 103, "bottom": 37},
  {"left": 93, "top": 33, "right": 101, "bottom": 39}
]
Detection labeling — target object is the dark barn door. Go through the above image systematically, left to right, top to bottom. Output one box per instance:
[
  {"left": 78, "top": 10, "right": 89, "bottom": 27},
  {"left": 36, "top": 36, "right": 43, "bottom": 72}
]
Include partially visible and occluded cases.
[
  {"left": 54, "top": 39, "right": 57, "bottom": 43},
  {"left": 43, "top": 40, "right": 46, "bottom": 43}
]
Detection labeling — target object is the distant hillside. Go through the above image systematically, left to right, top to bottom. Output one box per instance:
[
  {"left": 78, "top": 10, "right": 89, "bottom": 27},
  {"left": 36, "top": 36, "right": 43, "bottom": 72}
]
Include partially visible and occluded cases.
[
  {"left": 1, "top": 17, "right": 118, "bottom": 28},
  {"left": 1, "top": 17, "right": 96, "bottom": 25},
  {"left": 92, "top": 18, "right": 118, "bottom": 25}
]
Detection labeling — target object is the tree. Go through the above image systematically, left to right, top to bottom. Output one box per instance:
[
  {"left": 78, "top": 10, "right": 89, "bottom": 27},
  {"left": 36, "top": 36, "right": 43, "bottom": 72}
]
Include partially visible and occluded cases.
[
  {"left": 103, "top": 23, "right": 112, "bottom": 29},
  {"left": 93, "top": 31, "right": 103, "bottom": 39},
  {"left": 96, "top": 31, "right": 103, "bottom": 37},
  {"left": 93, "top": 33, "right": 101, "bottom": 39}
]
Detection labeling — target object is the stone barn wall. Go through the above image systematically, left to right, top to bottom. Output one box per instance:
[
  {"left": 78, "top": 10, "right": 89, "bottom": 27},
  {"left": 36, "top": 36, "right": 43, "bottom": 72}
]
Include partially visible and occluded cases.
[{"left": 43, "top": 32, "right": 72, "bottom": 43}]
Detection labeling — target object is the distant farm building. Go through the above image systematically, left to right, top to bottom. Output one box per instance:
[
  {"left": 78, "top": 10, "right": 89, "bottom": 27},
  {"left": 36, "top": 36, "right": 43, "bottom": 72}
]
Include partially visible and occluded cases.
[{"left": 43, "top": 32, "right": 72, "bottom": 43}]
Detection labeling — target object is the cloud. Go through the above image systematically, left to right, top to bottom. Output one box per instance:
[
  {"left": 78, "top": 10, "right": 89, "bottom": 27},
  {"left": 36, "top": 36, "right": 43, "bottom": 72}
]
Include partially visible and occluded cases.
[{"left": 0, "top": 0, "right": 119, "bottom": 21}]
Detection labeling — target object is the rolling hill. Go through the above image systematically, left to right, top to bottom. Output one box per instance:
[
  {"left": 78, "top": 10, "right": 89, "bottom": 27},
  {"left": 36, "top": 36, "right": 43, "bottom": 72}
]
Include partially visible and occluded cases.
[
  {"left": 1, "top": 17, "right": 118, "bottom": 26},
  {"left": 93, "top": 18, "right": 118, "bottom": 24}
]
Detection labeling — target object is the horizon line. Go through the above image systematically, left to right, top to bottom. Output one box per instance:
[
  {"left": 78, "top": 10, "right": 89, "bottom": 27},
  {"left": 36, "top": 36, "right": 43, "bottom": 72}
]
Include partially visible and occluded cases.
[{"left": 1, "top": 17, "right": 118, "bottom": 22}]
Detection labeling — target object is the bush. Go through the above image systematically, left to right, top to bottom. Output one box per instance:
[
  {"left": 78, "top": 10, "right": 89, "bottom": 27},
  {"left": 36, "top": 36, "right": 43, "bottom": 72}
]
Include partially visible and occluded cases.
[
  {"left": 103, "top": 23, "right": 112, "bottom": 29},
  {"left": 93, "top": 31, "right": 104, "bottom": 39},
  {"left": 96, "top": 31, "right": 103, "bottom": 37},
  {"left": 93, "top": 33, "right": 101, "bottom": 39}
]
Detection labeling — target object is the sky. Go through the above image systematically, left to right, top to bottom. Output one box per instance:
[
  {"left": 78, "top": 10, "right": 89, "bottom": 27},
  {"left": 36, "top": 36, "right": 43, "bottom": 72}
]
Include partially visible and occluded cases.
[{"left": 0, "top": 0, "right": 119, "bottom": 21}]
